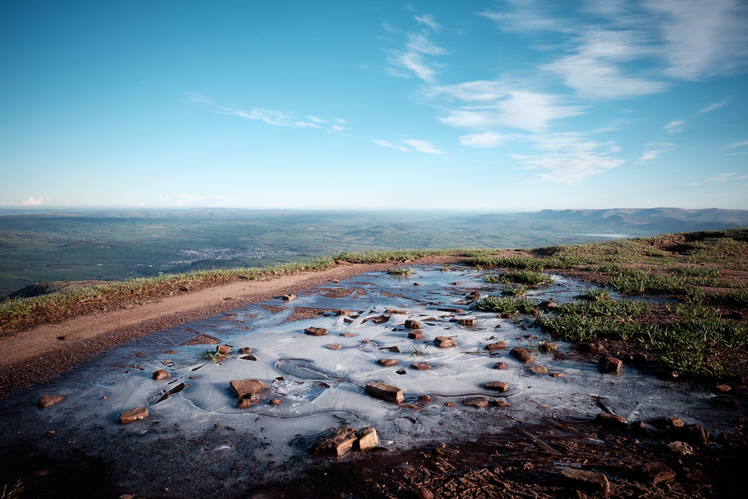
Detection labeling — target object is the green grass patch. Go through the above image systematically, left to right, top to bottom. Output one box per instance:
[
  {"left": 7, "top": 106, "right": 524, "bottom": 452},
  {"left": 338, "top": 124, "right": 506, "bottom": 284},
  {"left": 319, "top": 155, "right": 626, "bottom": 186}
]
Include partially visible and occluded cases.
[
  {"left": 387, "top": 266, "right": 412, "bottom": 276},
  {"left": 483, "top": 270, "right": 554, "bottom": 286},
  {"left": 473, "top": 295, "right": 536, "bottom": 314}
]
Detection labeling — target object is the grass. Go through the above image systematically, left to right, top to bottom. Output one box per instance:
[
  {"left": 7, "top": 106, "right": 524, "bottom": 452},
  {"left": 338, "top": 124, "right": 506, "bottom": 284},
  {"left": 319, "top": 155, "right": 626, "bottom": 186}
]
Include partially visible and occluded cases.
[
  {"left": 387, "top": 266, "right": 412, "bottom": 276},
  {"left": 483, "top": 270, "right": 554, "bottom": 286},
  {"left": 473, "top": 295, "right": 537, "bottom": 315},
  {"left": 0, "top": 480, "right": 22, "bottom": 499}
]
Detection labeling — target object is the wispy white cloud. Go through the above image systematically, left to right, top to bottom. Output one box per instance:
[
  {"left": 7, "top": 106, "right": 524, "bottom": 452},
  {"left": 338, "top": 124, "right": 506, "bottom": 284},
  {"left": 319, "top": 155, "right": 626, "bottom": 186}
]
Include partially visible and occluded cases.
[
  {"left": 649, "top": 0, "right": 748, "bottom": 80},
  {"left": 480, "top": 1, "right": 570, "bottom": 33},
  {"left": 415, "top": 14, "right": 441, "bottom": 32},
  {"left": 387, "top": 23, "right": 446, "bottom": 83},
  {"left": 434, "top": 83, "right": 584, "bottom": 133},
  {"left": 182, "top": 91, "right": 214, "bottom": 105},
  {"left": 694, "top": 98, "right": 730, "bottom": 115},
  {"left": 665, "top": 120, "right": 685, "bottom": 134},
  {"left": 459, "top": 132, "right": 512, "bottom": 148},
  {"left": 512, "top": 133, "right": 624, "bottom": 183},
  {"left": 374, "top": 138, "right": 446, "bottom": 154},
  {"left": 726, "top": 139, "right": 748, "bottom": 148},
  {"left": 638, "top": 141, "right": 675, "bottom": 162},
  {"left": 710, "top": 172, "right": 748, "bottom": 182},
  {"left": 21, "top": 197, "right": 44, "bottom": 206}
]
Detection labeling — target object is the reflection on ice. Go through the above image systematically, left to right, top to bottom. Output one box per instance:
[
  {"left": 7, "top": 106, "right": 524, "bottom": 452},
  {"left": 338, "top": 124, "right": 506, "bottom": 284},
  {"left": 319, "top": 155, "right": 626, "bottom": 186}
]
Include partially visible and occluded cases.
[{"left": 0, "top": 264, "right": 729, "bottom": 494}]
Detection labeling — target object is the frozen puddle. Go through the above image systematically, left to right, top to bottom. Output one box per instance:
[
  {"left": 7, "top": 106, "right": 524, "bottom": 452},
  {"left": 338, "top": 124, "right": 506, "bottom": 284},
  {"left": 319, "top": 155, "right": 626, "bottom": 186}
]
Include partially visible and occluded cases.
[{"left": 0, "top": 265, "right": 729, "bottom": 494}]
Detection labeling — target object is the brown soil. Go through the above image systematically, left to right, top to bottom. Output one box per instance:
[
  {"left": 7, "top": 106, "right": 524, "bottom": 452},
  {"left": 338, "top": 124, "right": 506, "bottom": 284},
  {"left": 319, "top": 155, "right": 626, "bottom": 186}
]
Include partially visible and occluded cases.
[{"left": 2, "top": 252, "right": 747, "bottom": 498}]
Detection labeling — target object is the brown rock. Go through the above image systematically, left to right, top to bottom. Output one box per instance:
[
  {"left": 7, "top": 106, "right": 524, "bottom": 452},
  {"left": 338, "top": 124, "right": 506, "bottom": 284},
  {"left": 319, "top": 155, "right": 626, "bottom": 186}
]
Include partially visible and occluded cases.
[
  {"left": 465, "top": 291, "right": 481, "bottom": 301},
  {"left": 282, "top": 294, "right": 296, "bottom": 301},
  {"left": 539, "top": 300, "right": 559, "bottom": 310},
  {"left": 337, "top": 310, "right": 350, "bottom": 316},
  {"left": 458, "top": 318, "right": 476, "bottom": 326},
  {"left": 404, "top": 319, "right": 423, "bottom": 329},
  {"left": 304, "top": 327, "right": 328, "bottom": 336},
  {"left": 408, "top": 330, "right": 424, "bottom": 340},
  {"left": 340, "top": 332, "right": 355, "bottom": 337},
  {"left": 434, "top": 336, "right": 457, "bottom": 348},
  {"left": 486, "top": 341, "right": 508, "bottom": 352},
  {"left": 537, "top": 342, "right": 557, "bottom": 353},
  {"left": 216, "top": 344, "right": 232, "bottom": 356},
  {"left": 326, "top": 344, "right": 342, "bottom": 350},
  {"left": 238, "top": 347, "right": 253, "bottom": 354},
  {"left": 509, "top": 347, "right": 534, "bottom": 364},
  {"left": 599, "top": 355, "right": 623, "bottom": 374},
  {"left": 378, "top": 358, "right": 398, "bottom": 367},
  {"left": 411, "top": 362, "right": 431, "bottom": 371},
  {"left": 493, "top": 362, "right": 509, "bottom": 370},
  {"left": 527, "top": 365, "right": 548, "bottom": 375},
  {"left": 152, "top": 369, "right": 171, "bottom": 380},
  {"left": 550, "top": 372, "right": 566, "bottom": 377},
  {"left": 229, "top": 379, "right": 267, "bottom": 399},
  {"left": 485, "top": 381, "right": 509, "bottom": 392},
  {"left": 365, "top": 382, "right": 404, "bottom": 403},
  {"left": 715, "top": 384, "right": 732, "bottom": 392},
  {"left": 36, "top": 395, "right": 63, "bottom": 409},
  {"left": 417, "top": 395, "right": 432, "bottom": 404},
  {"left": 462, "top": 396, "right": 490, "bottom": 408},
  {"left": 236, "top": 398, "right": 254, "bottom": 409},
  {"left": 269, "top": 398, "right": 282, "bottom": 406},
  {"left": 493, "top": 399, "right": 511, "bottom": 408},
  {"left": 401, "top": 403, "right": 422, "bottom": 411},
  {"left": 118, "top": 406, "right": 148, "bottom": 424},
  {"left": 595, "top": 413, "right": 628, "bottom": 427},
  {"left": 652, "top": 417, "right": 685, "bottom": 430},
  {"left": 679, "top": 424, "right": 710, "bottom": 447},
  {"left": 310, "top": 427, "right": 357, "bottom": 457},
  {"left": 356, "top": 427, "right": 379, "bottom": 451},
  {"left": 667, "top": 441, "right": 693, "bottom": 456},
  {"left": 641, "top": 462, "right": 676, "bottom": 483},
  {"left": 561, "top": 468, "right": 610, "bottom": 495},
  {"left": 418, "top": 487, "right": 435, "bottom": 499}
]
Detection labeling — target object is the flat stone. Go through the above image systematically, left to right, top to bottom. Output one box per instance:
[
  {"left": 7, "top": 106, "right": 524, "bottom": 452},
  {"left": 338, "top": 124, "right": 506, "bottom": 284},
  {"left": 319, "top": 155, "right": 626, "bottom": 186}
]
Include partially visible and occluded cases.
[
  {"left": 465, "top": 291, "right": 481, "bottom": 301},
  {"left": 458, "top": 318, "right": 476, "bottom": 326},
  {"left": 404, "top": 319, "right": 423, "bottom": 329},
  {"left": 304, "top": 327, "right": 328, "bottom": 336},
  {"left": 408, "top": 330, "right": 424, "bottom": 339},
  {"left": 340, "top": 332, "right": 355, "bottom": 337},
  {"left": 434, "top": 336, "right": 457, "bottom": 348},
  {"left": 486, "top": 341, "right": 508, "bottom": 352},
  {"left": 216, "top": 344, "right": 232, "bottom": 356},
  {"left": 326, "top": 344, "right": 342, "bottom": 350},
  {"left": 238, "top": 347, "right": 253, "bottom": 354},
  {"left": 509, "top": 347, "right": 534, "bottom": 364},
  {"left": 599, "top": 355, "right": 623, "bottom": 374},
  {"left": 378, "top": 358, "right": 398, "bottom": 367},
  {"left": 411, "top": 362, "right": 431, "bottom": 371},
  {"left": 493, "top": 362, "right": 509, "bottom": 370},
  {"left": 527, "top": 365, "right": 548, "bottom": 375},
  {"left": 152, "top": 369, "right": 170, "bottom": 380},
  {"left": 229, "top": 379, "right": 266, "bottom": 399},
  {"left": 485, "top": 381, "right": 509, "bottom": 392},
  {"left": 365, "top": 382, "right": 404, "bottom": 404},
  {"left": 36, "top": 395, "right": 63, "bottom": 409},
  {"left": 417, "top": 395, "right": 432, "bottom": 404},
  {"left": 462, "top": 396, "right": 490, "bottom": 408},
  {"left": 236, "top": 398, "right": 254, "bottom": 409},
  {"left": 269, "top": 398, "right": 282, "bottom": 406},
  {"left": 493, "top": 399, "right": 511, "bottom": 408},
  {"left": 401, "top": 403, "right": 422, "bottom": 411},
  {"left": 118, "top": 406, "right": 148, "bottom": 424},
  {"left": 595, "top": 412, "right": 628, "bottom": 427},
  {"left": 652, "top": 417, "right": 685, "bottom": 430},
  {"left": 310, "top": 427, "right": 357, "bottom": 457},
  {"left": 356, "top": 427, "right": 379, "bottom": 451},
  {"left": 667, "top": 441, "right": 693, "bottom": 456},
  {"left": 641, "top": 462, "right": 676, "bottom": 483},
  {"left": 561, "top": 468, "right": 610, "bottom": 495}
]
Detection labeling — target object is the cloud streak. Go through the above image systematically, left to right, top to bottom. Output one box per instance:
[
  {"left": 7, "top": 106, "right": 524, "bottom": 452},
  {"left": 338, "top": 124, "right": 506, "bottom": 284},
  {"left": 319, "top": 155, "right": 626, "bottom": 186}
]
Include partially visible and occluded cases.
[{"left": 374, "top": 138, "right": 446, "bottom": 154}]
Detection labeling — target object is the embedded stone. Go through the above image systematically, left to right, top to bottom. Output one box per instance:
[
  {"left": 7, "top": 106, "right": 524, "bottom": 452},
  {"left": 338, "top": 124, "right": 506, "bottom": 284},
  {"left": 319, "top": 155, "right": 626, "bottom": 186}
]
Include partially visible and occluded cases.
[
  {"left": 282, "top": 294, "right": 296, "bottom": 301},
  {"left": 458, "top": 318, "right": 476, "bottom": 326},
  {"left": 404, "top": 319, "right": 423, "bottom": 329},
  {"left": 304, "top": 327, "right": 328, "bottom": 336},
  {"left": 408, "top": 330, "right": 424, "bottom": 339},
  {"left": 434, "top": 336, "right": 457, "bottom": 348},
  {"left": 486, "top": 341, "right": 508, "bottom": 352},
  {"left": 216, "top": 344, "right": 232, "bottom": 356},
  {"left": 326, "top": 344, "right": 342, "bottom": 350},
  {"left": 238, "top": 347, "right": 253, "bottom": 354},
  {"left": 509, "top": 347, "right": 534, "bottom": 364},
  {"left": 599, "top": 355, "right": 623, "bottom": 374},
  {"left": 378, "top": 358, "right": 398, "bottom": 367},
  {"left": 411, "top": 362, "right": 431, "bottom": 371},
  {"left": 493, "top": 362, "right": 509, "bottom": 370},
  {"left": 527, "top": 365, "right": 548, "bottom": 375},
  {"left": 152, "top": 369, "right": 170, "bottom": 380},
  {"left": 229, "top": 379, "right": 266, "bottom": 399},
  {"left": 485, "top": 381, "right": 508, "bottom": 392},
  {"left": 365, "top": 382, "right": 404, "bottom": 404},
  {"left": 36, "top": 395, "right": 63, "bottom": 409},
  {"left": 417, "top": 395, "right": 432, "bottom": 404},
  {"left": 462, "top": 396, "right": 490, "bottom": 408},
  {"left": 269, "top": 398, "right": 282, "bottom": 406},
  {"left": 118, "top": 406, "right": 148, "bottom": 424},
  {"left": 595, "top": 412, "right": 628, "bottom": 427},
  {"left": 310, "top": 427, "right": 357, "bottom": 457},
  {"left": 356, "top": 427, "right": 379, "bottom": 451},
  {"left": 667, "top": 441, "right": 693, "bottom": 456},
  {"left": 641, "top": 462, "right": 676, "bottom": 483},
  {"left": 561, "top": 468, "right": 610, "bottom": 495}
]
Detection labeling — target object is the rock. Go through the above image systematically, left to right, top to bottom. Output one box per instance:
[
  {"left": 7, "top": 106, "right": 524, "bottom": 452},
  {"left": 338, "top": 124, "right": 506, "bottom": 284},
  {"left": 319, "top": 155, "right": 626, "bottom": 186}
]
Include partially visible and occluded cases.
[
  {"left": 466, "top": 291, "right": 481, "bottom": 301},
  {"left": 282, "top": 294, "right": 296, "bottom": 301},
  {"left": 539, "top": 300, "right": 559, "bottom": 310},
  {"left": 386, "top": 309, "right": 408, "bottom": 315},
  {"left": 337, "top": 310, "right": 350, "bottom": 316},
  {"left": 458, "top": 318, "right": 476, "bottom": 326},
  {"left": 404, "top": 319, "right": 423, "bottom": 329},
  {"left": 304, "top": 327, "right": 328, "bottom": 336},
  {"left": 408, "top": 330, "right": 424, "bottom": 340},
  {"left": 340, "top": 332, "right": 355, "bottom": 337},
  {"left": 434, "top": 336, "right": 457, "bottom": 348},
  {"left": 486, "top": 341, "right": 508, "bottom": 352},
  {"left": 537, "top": 342, "right": 557, "bottom": 353},
  {"left": 216, "top": 344, "right": 232, "bottom": 356},
  {"left": 326, "top": 344, "right": 342, "bottom": 350},
  {"left": 238, "top": 347, "right": 253, "bottom": 354},
  {"left": 509, "top": 347, "right": 534, "bottom": 364},
  {"left": 241, "top": 355, "right": 257, "bottom": 361},
  {"left": 598, "top": 355, "right": 623, "bottom": 374},
  {"left": 378, "top": 358, "right": 398, "bottom": 367},
  {"left": 411, "top": 362, "right": 431, "bottom": 371},
  {"left": 493, "top": 362, "right": 509, "bottom": 370},
  {"left": 527, "top": 365, "right": 548, "bottom": 375},
  {"left": 152, "top": 370, "right": 170, "bottom": 380},
  {"left": 550, "top": 372, "right": 566, "bottom": 377},
  {"left": 229, "top": 379, "right": 266, "bottom": 399},
  {"left": 485, "top": 381, "right": 509, "bottom": 392},
  {"left": 365, "top": 382, "right": 404, "bottom": 404},
  {"left": 715, "top": 384, "right": 732, "bottom": 392},
  {"left": 36, "top": 395, "right": 63, "bottom": 409},
  {"left": 417, "top": 395, "right": 432, "bottom": 404},
  {"left": 462, "top": 396, "right": 490, "bottom": 408},
  {"left": 236, "top": 398, "right": 254, "bottom": 409},
  {"left": 269, "top": 398, "right": 282, "bottom": 406},
  {"left": 493, "top": 399, "right": 511, "bottom": 408},
  {"left": 401, "top": 403, "right": 422, "bottom": 411},
  {"left": 118, "top": 406, "right": 148, "bottom": 424},
  {"left": 595, "top": 413, "right": 628, "bottom": 427},
  {"left": 652, "top": 417, "right": 685, "bottom": 430},
  {"left": 678, "top": 424, "right": 710, "bottom": 447},
  {"left": 310, "top": 427, "right": 358, "bottom": 457},
  {"left": 357, "top": 427, "right": 379, "bottom": 451},
  {"left": 667, "top": 441, "right": 693, "bottom": 456},
  {"left": 641, "top": 462, "right": 676, "bottom": 483},
  {"left": 560, "top": 468, "right": 610, "bottom": 495},
  {"left": 417, "top": 487, "right": 435, "bottom": 499}
]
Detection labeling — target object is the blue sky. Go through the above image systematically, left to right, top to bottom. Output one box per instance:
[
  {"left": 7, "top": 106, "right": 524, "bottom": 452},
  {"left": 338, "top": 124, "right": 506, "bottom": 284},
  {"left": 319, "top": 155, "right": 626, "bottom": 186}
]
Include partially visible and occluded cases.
[{"left": 1, "top": 0, "right": 747, "bottom": 211}]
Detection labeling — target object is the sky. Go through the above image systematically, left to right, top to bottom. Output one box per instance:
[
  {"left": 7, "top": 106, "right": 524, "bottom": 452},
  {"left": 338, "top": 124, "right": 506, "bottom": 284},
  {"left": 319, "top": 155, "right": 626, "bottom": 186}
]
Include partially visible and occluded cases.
[{"left": 1, "top": 0, "right": 747, "bottom": 212}]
